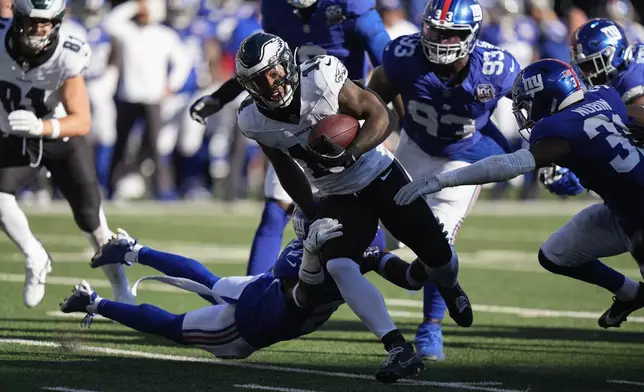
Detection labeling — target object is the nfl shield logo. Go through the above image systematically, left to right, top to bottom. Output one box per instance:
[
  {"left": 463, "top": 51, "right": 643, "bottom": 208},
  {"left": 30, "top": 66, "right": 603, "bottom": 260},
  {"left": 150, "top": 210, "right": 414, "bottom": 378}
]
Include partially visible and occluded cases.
[{"left": 475, "top": 84, "right": 495, "bottom": 102}]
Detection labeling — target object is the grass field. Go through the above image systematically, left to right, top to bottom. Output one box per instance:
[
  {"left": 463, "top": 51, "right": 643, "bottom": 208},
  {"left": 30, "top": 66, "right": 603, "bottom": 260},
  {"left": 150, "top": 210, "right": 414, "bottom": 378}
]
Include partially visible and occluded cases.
[{"left": 1, "top": 200, "right": 643, "bottom": 392}]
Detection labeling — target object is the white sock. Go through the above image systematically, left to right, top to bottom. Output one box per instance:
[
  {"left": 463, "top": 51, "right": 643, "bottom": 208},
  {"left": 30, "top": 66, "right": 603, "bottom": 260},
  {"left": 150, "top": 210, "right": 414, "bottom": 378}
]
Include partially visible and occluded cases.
[
  {"left": 0, "top": 193, "right": 49, "bottom": 268},
  {"left": 82, "top": 207, "right": 131, "bottom": 299},
  {"left": 423, "top": 250, "right": 458, "bottom": 288},
  {"left": 326, "top": 257, "right": 396, "bottom": 339},
  {"left": 616, "top": 278, "right": 640, "bottom": 301},
  {"left": 86, "top": 295, "right": 104, "bottom": 313}
]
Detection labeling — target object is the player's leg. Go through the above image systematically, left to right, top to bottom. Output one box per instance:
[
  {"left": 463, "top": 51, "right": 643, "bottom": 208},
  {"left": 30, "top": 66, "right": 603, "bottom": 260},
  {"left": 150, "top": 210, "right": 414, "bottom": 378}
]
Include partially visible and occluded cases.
[
  {"left": 176, "top": 89, "right": 209, "bottom": 196},
  {"left": 146, "top": 102, "right": 176, "bottom": 199},
  {"left": 46, "top": 137, "right": 133, "bottom": 303},
  {"left": 368, "top": 159, "right": 472, "bottom": 328},
  {"left": 246, "top": 163, "right": 293, "bottom": 275},
  {"left": 0, "top": 164, "right": 51, "bottom": 307},
  {"left": 318, "top": 195, "right": 423, "bottom": 382},
  {"left": 539, "top": 203, "right": 643, "bottom": 328},
  {"left": 91, "top": 230, "right": 220, "bottom": 304}
]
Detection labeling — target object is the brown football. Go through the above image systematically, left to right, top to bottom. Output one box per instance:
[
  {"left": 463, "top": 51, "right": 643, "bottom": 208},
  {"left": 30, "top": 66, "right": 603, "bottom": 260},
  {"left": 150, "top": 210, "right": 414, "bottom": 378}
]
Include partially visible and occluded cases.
[{"left": 308, "top": 114, "right": 359, "bottom": 151}]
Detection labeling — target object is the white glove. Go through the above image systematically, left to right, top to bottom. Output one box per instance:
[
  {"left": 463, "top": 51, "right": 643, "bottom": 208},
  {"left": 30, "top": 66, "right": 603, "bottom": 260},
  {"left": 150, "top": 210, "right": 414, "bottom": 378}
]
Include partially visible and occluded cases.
[
  {"left": 189, "top": 95, "right": 221, "bottom": 125},
  {"left": 8, "top": 110, "right": 44, "bottom": 138},
  {"left": 394, "top": 176, "right": 443, "bottom": 206},
  {"left": 303, "top": 218, "right": 343, "bottom": 253}
]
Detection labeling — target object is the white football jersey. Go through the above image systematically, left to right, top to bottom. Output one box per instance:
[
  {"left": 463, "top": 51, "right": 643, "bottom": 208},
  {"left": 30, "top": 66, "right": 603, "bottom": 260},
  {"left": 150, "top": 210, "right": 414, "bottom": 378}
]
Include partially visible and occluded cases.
[
  {"left": 0, "top": 21, "right": 91, "bottom": 134},
  {"left": 238, "top": 55, "right": 393, "bottom": 196}
]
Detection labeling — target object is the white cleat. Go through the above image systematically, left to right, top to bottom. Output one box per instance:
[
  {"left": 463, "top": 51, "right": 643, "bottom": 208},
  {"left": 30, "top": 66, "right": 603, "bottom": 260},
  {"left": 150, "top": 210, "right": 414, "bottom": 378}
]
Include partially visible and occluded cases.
[{"left": 23, "top": 259, "right": 52, "bottom": 308}]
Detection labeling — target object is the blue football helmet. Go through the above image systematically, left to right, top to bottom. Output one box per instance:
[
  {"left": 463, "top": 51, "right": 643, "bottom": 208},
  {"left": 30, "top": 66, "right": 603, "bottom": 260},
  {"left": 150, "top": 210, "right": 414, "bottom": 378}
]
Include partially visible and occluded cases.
[
  {"left": 421, "top": 0, "right": 484, "bottom": 64},
  {"left": 570, "top": 18, "right": 631, "bottom": 87},
  {"left": 512, "top": 58, "right": 585, "bottom": 137},
  {"left": 272, "top": 239, "right": 304, "bottom": 279}
]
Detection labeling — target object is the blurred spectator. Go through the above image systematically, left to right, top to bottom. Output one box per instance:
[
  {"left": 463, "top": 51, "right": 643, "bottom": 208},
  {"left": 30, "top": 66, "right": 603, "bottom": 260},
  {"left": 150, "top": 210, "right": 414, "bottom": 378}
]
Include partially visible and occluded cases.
[
  {"left": 66, "top": 0, "right": 119, "bottom": 195},
  {"left": 104, "top": 0, "right": 191, "bottom": 200},
  {"left": 377, "top": 0, "right": 418, "bottom": 40},
  {"left": 528, "top": 0, "right": 569, "bottom": 61}
]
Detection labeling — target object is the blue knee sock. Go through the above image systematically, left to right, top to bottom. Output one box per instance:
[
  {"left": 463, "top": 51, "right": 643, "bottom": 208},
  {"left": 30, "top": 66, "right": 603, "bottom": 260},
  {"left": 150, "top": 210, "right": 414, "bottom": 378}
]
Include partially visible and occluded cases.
[
  {"left": 246, "top": 200, "right": 290, "bottom": 275},
  {"left": 138, "top": 248, "right": 220, "bottom": 304},
  {"left": 538, "top": 250, "right": 626, "bottom": 293},
  {"left": 422, "top": 283, "right": 447, "bottom": 322},
  {"left": 98, "top": 300, "right": 185, "bottom": 343}
]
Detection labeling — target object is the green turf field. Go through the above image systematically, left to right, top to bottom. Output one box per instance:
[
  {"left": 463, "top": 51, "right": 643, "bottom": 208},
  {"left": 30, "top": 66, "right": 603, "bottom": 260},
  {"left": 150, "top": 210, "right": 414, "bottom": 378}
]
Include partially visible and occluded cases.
[{"left": 0, "top": 201, "right": 643, "bottom": 392}]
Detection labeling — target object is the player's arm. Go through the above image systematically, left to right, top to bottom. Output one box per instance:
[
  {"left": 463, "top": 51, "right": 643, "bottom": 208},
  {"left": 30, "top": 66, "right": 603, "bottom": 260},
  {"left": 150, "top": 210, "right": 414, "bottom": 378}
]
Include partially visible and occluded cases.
[
  {"left": 102, "top": 0, "right": 138, "bottom": 40},
  {"left": 353, "top": 9, "right": 390, "bottom": 66},
  {"left": 367, "top": 66, "right": 404, "bottom": 120},
  {"left": 42, "top": 75, "right": 91, "bottom": 138},
  {"left": 189, "top": 78, "right": 245, "bottom": 124},
  {"left": 338, "top": 78, "right": 398, "bottom": 157},
  {"left": 394, "top": 138, "right": 572, "bottom": 205},
  {"left": 260, "top": 143, "right": 316, "bottom": 219}
]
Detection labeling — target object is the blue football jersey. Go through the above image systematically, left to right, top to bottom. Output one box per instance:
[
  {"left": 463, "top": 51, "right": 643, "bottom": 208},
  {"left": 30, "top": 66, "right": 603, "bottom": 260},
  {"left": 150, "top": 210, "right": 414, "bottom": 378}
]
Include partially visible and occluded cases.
[
  {"left": 261, "top": 0, "right": 389, "bottom": 80},
  {"left": 170, "top": 18, "right": 218, "bottom": 94},
  {"left": 383, "top": 35, "right": 519, "bottom": 162},
  {"left": 611, "top": 44, "right": 644, "bottom": 104},
  {"left": 529, "top": 86, "right": 644, "bottom": 230},
  {"left": 234, "top": 232, "right": 386, "bottom": 349}
]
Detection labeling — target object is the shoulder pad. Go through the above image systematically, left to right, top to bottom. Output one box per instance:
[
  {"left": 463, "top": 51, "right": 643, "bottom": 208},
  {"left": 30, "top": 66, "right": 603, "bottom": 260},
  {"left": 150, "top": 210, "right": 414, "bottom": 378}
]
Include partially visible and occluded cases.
[
  {"left": 60, "top": 34, "right": 92, "bottom": 78},
  {"left": 301, "top": 55, "right": 347, "bottom": 96}
]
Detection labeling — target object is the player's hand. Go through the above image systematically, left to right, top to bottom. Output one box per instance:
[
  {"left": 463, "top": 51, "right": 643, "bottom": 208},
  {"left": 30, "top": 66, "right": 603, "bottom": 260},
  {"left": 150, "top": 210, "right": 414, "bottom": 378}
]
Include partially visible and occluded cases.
[
  {"left": 189, "top": 95, "right": 222, "bottom": 125},
  {"left": 8, "top": 110, "right": 44, "bottom": 138},
  {"left": 628, "top": 123, "right": 644, "bottom": 147},
  {"left": 307, "top": 136, "right": 357, "bottom": 171},
  {"left": 539, "top": 165, "right": 585, "bottom": 196},
  {"left": 394, "top": 176, "right": 442, "bottom": 205},
  {"left": 303, "top": 218, "right": 343, "bottom": 254}
]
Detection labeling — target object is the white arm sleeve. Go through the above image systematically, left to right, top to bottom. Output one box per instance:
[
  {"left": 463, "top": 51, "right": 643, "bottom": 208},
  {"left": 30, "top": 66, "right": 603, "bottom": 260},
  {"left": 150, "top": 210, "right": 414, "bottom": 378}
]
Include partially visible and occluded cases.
[{"left": 437, "top": 149, "right": 536, "bottom": 188}]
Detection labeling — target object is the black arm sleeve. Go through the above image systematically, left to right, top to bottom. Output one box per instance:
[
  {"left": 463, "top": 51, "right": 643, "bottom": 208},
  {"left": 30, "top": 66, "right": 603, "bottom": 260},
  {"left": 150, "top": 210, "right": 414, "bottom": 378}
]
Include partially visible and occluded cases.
[{"left": 209, "top": 78, "right": 245, "bottom": 106}]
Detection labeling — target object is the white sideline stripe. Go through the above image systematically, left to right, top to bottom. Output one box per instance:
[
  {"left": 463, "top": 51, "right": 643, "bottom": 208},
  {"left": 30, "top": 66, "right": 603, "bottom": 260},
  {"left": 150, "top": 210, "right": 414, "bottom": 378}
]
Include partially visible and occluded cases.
[
  {"left": 0, "top": 273, "right": 185, "bottom": 293},
  {"left": 386, "top": 299, "right": 644, "bottom": 323},
  {"left": 0, "top": 339, "right": 524, "bottom": 392},
  {"left": 607, "top": 379, "right": 644, "bottom": 387},
  {"left": 234, "top": 384, "right": 322, "bottom": 392},
  {"left": 42, "top": 387, "right": 100, "bottom": 392}
]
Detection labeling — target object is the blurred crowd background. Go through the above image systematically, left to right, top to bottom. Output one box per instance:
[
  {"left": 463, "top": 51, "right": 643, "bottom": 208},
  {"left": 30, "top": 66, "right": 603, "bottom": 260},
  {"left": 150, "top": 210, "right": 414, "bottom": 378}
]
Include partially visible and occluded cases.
[{"left": 1, "top": 0, "right": 643, "bottom": 204}]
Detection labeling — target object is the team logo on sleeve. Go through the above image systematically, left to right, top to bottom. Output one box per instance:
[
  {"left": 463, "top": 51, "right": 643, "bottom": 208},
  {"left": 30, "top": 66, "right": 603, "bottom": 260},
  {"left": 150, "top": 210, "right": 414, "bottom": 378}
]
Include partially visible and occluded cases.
[
  {"left": 325, "top": 5, "right": 345, "bottom": 24},
  {"left": 475, "top": 84, "right": 495, "bottom": 102}
]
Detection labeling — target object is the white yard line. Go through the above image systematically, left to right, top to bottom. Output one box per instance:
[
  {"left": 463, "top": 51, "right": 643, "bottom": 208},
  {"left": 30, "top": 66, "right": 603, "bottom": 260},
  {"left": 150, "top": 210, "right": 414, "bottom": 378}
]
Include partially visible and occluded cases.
[
  {"left": 386, "top": 298, "right": 644, "bottom": 323},
  {"left": 0, "top": 338, "right": 525, "bottom": 392},
  {"left": 607, "top": 379, "right": 644, "bottom": 387},
  {"left": 234, "top": 384, "right": 323, "bottom": 392},
  {"left": 41, "top": 387, "right": 100, "bottom": 392}
]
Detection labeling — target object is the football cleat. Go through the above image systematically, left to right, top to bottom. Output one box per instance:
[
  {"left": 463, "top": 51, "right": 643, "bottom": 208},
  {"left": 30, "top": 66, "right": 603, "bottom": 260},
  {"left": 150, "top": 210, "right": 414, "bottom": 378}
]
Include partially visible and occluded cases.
[
  {"left": 90, "top": 229, "right": 139, "bottom": 268},
  {"left": 23, "top": 257, "right": 52, "bottom": 308},
  {"left": 60, "top": 280, "right": 102, "bottom": 327},
  {"left": 437, "top": 282, "right": 473, "bottom": 327},
  {"left": 598, "top": 283, "right": 644, "bottom": 328},
  {"left": 415, "top": 322, "right": 445, "bottom": 361},
  {"left": 375, "top": 342, "right": 424, "bottom": 383}
]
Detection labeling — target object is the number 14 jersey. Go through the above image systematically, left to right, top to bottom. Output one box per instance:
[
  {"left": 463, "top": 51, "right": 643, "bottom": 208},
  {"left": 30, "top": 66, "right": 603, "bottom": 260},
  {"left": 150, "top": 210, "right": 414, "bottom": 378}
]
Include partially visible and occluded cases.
[
  {"left": 0, "top": 21, "right": 91, "bottom": 134},
  {"left": 383, "top": 34, "right": 519, "bottom": 162}
]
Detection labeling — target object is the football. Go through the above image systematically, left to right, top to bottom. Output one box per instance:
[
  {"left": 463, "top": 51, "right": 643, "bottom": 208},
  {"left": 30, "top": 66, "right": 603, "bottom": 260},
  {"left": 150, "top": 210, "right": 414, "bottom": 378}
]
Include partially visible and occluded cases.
[{"left": 308, "top": 113, "right": 359, "bottom": 150}]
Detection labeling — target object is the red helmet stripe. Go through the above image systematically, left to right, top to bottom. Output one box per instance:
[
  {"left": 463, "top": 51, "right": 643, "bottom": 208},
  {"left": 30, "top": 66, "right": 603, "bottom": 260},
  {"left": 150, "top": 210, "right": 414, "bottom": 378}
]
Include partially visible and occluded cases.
[{"left": 440, "top": 0, "right": 453, "bottom": 21}]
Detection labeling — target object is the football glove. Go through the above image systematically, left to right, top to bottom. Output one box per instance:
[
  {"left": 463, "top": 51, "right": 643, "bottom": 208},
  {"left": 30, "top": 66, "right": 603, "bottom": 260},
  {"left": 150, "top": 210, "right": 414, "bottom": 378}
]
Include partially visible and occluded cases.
[
  {"left": 189, "top": 95, "right": 222, "bottom": 125},
  {"left": 8, "top": 110, "right": 44, "bottom": 138},
  {"left": 307, "top": 135, "right": 358, "bottom": 171},
  {"left": 539, "top": 165, "right": 585, "bottom": 196},
  {"left": 394, "top": 175, "right": 442, "bottom": 205},
  {"left": 303, "top": 218, "right": 343, "bottom": 254}
]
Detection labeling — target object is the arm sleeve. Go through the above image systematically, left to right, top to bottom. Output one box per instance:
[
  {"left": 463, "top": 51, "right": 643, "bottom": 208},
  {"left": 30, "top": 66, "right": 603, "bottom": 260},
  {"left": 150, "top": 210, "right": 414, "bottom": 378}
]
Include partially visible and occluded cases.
[
  {"left": 102, "top": 1, "right": 138, "bottom": 39},
  {"left": 354, "top": 9, "right": 390, "bottom": 66},
  {"left": 210, "top": 78, "right": 246, "bottom": 105},
  {"left": 437, "top": 149, "right": 536, "bottom": 188}
]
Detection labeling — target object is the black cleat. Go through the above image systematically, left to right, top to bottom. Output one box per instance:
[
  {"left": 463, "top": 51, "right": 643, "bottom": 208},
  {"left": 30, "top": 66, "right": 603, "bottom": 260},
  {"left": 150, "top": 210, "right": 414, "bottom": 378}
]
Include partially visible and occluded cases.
[
  {"left": 437, "top": 282, "right": 473, "bottom": 327},
  {"left": 598, "top": 283, "right": 644, "bottom": 328},
  {"left": 374, "top": 342, "right": 424, "bottom": 384}
]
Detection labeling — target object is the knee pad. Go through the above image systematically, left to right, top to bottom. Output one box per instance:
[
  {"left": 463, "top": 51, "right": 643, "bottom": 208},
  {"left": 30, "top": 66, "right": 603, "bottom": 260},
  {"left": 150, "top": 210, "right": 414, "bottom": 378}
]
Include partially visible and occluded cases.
[{"left": 256, "top": 200, "right": 291, "bottom": 236}]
